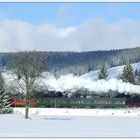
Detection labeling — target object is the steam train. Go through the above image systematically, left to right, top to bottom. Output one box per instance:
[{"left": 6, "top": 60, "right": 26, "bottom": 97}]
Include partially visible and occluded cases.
[{"left": 10, "top": 97, "right": 140, "bottom": 108}]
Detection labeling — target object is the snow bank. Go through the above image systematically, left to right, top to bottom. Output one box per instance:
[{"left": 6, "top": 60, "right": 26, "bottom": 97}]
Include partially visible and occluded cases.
[{"left": 13, "top": 107, "right": 140, "bottom": 117}]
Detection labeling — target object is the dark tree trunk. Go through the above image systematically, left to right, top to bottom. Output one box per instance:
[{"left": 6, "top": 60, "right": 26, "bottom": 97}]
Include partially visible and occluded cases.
[
  {"left": 25, "top": 99, "right": 30, "bottom": 119},
  {"left": 25, "top": 106, "right": 29, "bottom": 119}
]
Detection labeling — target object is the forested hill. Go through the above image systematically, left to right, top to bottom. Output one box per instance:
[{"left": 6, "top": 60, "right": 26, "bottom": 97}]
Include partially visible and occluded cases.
[{"left": 0, "top": 47, "right": 140, "bottom": 76}]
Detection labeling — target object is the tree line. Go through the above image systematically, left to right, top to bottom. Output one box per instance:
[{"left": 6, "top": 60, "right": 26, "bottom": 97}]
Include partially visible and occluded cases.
[{"left": 1, "top": 47, "right": 140, "bottom": 76}]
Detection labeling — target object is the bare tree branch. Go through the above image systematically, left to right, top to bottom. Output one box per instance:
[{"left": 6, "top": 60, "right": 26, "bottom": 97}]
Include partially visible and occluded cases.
[{"left": 10, "top": 51, "right": 47, "bottom": 119}]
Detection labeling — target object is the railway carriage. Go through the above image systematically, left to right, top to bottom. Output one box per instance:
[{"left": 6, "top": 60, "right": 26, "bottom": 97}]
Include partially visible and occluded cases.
[
  {"left": 10, "top": 97, "right": 140, "bottom": 108},
  {"left": 36, "top": 98, "right": 126, "bottom": 108}
]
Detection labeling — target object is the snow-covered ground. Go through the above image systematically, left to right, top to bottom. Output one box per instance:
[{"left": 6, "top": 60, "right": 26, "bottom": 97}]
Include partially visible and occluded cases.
[
  {"left": 13, "top": 107, "right": 140, "bottom": 117},
  {"left": 0, "top": 108, "right": 140, "bottom": 137},
  {"left": 1, "top": 114, "right": 140, "bottom": 137}
]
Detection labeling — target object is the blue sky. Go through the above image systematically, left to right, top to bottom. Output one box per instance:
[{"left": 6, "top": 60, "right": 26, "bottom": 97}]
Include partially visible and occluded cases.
[
  {"left": 0, "top": 3, "right": 140, "bottom": 26},
  {"left": 1, "top": 3, "right": 140, "bottom": 52}
]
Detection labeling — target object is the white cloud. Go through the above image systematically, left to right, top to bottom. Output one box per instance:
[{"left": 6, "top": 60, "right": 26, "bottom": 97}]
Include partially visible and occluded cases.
[
  {"left": 0, "top": 18, "right": 140, "bottom": 52},
  {"left": 75, "top": 18, "right": 140, "bottom": 51},
  {"left": 37, "top": 23, "right": 76, "bottom": 38}
]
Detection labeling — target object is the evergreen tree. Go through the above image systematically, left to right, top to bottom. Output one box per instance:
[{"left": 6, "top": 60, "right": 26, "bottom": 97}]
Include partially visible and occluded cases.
[
  {"left": 120, "top": 63, "right": 135, "bottom": 84},
  {"left": 98, "top": 64, "right": 108, "bottom": 80},
  {"left": 135, "top": 69, "right": 139, "bottom": 76},
  {"left": 0, "top": 71, "right": 11, "bottom": 114}
]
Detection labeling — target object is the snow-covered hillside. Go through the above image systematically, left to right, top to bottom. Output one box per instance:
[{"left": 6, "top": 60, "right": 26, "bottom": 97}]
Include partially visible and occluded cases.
[{"left": 82, "top": 62, "right": 140, "bottom": 80}]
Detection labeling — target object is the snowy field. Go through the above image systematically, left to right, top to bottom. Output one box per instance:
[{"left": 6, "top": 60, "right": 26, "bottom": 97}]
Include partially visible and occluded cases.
[
  {"left": 13, "top": 107, "right": 140, "bottom": 117},
  {"left": 0, "top": 108, "right": 140, "bottom": 137}
]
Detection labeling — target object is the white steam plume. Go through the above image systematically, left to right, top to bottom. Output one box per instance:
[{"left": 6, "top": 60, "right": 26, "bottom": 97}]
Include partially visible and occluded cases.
[{"left": 40, "top": 74, "right": 140, "bottom": 94}]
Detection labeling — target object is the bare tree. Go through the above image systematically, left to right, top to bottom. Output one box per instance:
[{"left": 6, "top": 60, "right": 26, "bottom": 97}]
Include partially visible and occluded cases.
[{"left": 11, "top": 51, "right": 47, "bottom": 119}]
